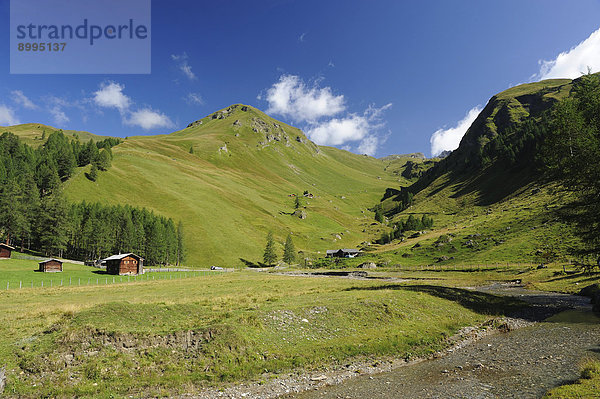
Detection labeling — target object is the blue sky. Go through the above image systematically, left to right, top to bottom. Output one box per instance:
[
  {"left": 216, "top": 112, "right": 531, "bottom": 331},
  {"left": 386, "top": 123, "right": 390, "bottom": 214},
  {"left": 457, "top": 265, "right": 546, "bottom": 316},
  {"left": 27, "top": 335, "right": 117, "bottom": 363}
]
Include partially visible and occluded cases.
[{"left": 2, "top": 0, "right": 600, "bottom": 157}]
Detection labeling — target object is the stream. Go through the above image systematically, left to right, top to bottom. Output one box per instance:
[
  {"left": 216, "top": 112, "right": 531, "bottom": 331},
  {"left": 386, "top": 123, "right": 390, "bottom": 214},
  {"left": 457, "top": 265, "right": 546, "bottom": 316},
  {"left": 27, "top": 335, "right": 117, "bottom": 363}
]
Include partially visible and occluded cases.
[{"left": 287, "top": 284, "right": 600, "bottom": 399}]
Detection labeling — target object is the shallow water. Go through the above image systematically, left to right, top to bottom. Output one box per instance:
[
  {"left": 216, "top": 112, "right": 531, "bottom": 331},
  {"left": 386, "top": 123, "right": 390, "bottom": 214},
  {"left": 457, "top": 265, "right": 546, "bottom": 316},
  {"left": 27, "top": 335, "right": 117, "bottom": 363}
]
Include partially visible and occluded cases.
[{"left": 289, "top": 287, "right": 600, "bottom": 399}]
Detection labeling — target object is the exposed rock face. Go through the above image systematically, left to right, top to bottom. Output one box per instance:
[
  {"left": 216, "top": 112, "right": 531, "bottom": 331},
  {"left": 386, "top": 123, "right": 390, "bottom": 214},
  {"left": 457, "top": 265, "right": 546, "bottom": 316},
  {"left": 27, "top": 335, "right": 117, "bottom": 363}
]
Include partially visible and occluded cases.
[
  {"left": 211, "top": 104, "right": 247, "bottom": 120},
  {"left": 187, "top": 105, "right": 249, "bottom": 127},
  {"left": 233, "top": 119, "right": 241, "bottom": 126},
  {"left": 187, "top": 120, "right": 203, "bottom": 128},
  {"left": 219, "top": 144, "right": 228, "bottom": 153},
  {"left": 402, "top": 160, "right": 427, "bottom": 179},
  {"left": 294, "top": 209, "right": 307, "bottom": 219},
  {"left": 358, "top": 262, "right": 377, "bottom": 269}
]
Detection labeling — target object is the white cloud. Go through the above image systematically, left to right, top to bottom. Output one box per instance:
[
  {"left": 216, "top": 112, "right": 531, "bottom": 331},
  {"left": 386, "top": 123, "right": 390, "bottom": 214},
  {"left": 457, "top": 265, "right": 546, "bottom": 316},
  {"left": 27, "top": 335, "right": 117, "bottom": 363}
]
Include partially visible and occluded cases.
[
  {"left": 538, "top": 27, "right": 600, "bottom": 80},
  {"left": 299, "top": 32, "right": 307, "bottom": 42},
  {"left": 171, "top": 53, "right": 197, "bottom": 80},
  {"left": 261, "top": 75, "right": 391, "bottom": 156},
  {"left": 264, "top": 75, "right": 346, "bottom": 122},
  {"left": 92, "top": 81, "right": 174, "bottom": 131},
  {"left": 93, "top": 82, "right": 131, "bottom": 111},
  {"left": 11, "top": 90, "right": 37, "bottom": 109},
  {"left": 185, "top": 92, "right": 204, "bottom": 105},
  {"left": 42, "top": 95, "right": 86, "bottom": 128},
  {"left": 305, "top": 103, "right": 392, "bottom": 156},
  {"left": 0, "top": 105, "right": 20, "bottom": 125},
  {"left": 49, "top": 106, "right": 69, "bottom": 126},
  {"left": 430, "top": 106, "right": 481, "bottom": 157},
  {"left": 125, "top": 108, "right": 175, "bottom": 130},
  {"left": 307, "top": 114, "right": 369, "bottom": 146},
  {"left": 357, "top": 135, "right": 379, "bottom": 156}
]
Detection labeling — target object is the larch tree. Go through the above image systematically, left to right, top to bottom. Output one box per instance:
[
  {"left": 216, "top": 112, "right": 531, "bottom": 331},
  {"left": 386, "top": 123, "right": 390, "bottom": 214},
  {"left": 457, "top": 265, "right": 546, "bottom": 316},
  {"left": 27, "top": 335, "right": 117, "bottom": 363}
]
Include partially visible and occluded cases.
[{"left": 263, "top": 231, "right": 277, "bottom": 266}]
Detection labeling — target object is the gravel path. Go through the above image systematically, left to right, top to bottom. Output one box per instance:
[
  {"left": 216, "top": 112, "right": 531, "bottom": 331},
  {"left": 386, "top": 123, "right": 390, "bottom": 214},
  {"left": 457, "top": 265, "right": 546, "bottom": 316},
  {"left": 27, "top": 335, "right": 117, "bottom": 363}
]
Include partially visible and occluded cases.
[{"left": 286, "top": 285, "right": 600, "bottom": 399}]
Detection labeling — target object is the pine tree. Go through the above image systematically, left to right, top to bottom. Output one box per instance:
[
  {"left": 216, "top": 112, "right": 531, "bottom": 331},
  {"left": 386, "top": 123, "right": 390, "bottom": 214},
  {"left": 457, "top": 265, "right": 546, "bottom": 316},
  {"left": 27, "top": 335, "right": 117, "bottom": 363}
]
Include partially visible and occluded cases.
[
  {"left": 189, "top": 146, "right": 194, "bottom": 154},
  {"left": 95, "top": 149, "right": 111, "bottom": 170},
  {"left": 88, "top": 164, "right": 98, "bottom": 181},
  {"left": 0, "top": 179, "right": 27, "bottom": 244},
  {"left": 37, "top": 190, "right": 68, "bottom": 257},
  {"left": 294, "top": 195, "right": 301, "bottom": 209},
  {"left": 374, "top": 206, "right": 384, "bottom": 223},
  {"left": 176, "top": 221, "right": 186, "bottom": 266},
  {"left": 263, "top": 231, "right": 277, "bottom": 266},
  {"left": 283, "top": 233, "right": 296, "bottom": 264}
]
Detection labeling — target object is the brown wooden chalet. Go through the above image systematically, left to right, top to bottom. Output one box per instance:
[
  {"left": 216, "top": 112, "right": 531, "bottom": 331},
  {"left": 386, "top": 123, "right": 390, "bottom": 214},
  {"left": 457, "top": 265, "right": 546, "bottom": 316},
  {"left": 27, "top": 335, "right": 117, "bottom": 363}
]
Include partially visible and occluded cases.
[
  {"left": 0, "top": 243, "right": 14, "bottom": 259},
  {"left": 104, "top": 253, "right": 144, "bottom": 275},
  {"left": 38, "top": 259, "right": 63, "bottom": 272}
]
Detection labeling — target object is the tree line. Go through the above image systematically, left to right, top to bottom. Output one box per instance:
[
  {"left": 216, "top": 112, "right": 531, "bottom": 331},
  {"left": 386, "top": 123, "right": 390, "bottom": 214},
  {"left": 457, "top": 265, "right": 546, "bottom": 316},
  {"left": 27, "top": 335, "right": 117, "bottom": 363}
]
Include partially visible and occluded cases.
[
  {"left": 542, "top": 73, "right": 600, "bottom": 260},
  {"left": 0, "top": 131, "right": 185, "bottom": 265},
  {"left": 64, "top": 202, "right": 185, "bottom": 266},
  {"left": 377, "top": 214, "right": 434, "bottom": 245}
]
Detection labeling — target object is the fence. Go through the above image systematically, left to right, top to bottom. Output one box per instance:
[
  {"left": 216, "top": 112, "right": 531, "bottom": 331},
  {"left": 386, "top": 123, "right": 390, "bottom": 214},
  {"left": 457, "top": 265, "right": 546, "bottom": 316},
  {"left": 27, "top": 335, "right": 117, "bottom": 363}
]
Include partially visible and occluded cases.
[{"left": 2, "top": 270, "right": 231, "bottom": 291}]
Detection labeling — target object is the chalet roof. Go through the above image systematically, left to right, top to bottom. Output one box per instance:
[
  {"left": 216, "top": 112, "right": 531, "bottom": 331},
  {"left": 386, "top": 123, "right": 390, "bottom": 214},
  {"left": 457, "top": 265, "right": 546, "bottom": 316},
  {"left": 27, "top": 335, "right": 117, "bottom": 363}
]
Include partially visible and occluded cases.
[
  {"left": 0, "top": 243, "right": 14, "bottom": 250},
  {"left": 326, "top": 248, "right": 360, "bottom": 254},
  {"left": 104, "top": 253, "right": 144, "bottom": 261},
  {"left": 39, "top": 258, "right": 62, "bottom": 264}
]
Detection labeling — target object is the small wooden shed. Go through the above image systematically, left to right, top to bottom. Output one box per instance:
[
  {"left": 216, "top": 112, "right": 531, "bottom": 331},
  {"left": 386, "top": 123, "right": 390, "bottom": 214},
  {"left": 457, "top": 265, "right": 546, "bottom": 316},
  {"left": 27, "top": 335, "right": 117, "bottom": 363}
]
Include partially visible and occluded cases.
[
  {"left": 0, "top": 243, "right": 14, "bottom": 259},
  {"left": 104, "top": 253, "right": 144, "bottom": 275},
  {"left": 39, "top": 259, "right": 63, "bottom": 272}
]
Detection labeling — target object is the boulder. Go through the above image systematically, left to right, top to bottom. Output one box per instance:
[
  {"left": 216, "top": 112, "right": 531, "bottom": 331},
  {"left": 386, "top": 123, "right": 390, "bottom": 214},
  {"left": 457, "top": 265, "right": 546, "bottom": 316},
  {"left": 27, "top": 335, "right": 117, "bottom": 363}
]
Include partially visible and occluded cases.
[
  {"left": 293, "top": 209, "right": 307, "bottom": 219},
  {"left": 358, "top": 262, "right": 377, "bottom": 269},
  {"left": 579, "top": 284, "right": 600, "bottom": 312},
  {"left": 0, "top": 366, "right": 5, "bottom": 395}
]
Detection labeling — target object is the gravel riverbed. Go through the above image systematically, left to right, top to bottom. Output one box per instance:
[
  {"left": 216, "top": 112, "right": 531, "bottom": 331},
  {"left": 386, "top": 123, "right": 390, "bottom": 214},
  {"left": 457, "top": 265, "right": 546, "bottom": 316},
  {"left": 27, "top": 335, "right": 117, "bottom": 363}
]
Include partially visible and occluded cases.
[
  {"left": 185, "top": 284, "right": 599, "bottom": 399},
  {"left": 287, "top": 284, "right": 600, "bottom": 399}
]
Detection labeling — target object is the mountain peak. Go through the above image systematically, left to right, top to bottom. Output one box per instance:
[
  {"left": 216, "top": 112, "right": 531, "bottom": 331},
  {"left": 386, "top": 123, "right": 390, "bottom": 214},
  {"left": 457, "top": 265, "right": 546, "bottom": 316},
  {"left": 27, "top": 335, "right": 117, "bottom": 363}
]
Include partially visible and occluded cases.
[{"left": 186, "top": 104, "right": 255, "bottom": 128}]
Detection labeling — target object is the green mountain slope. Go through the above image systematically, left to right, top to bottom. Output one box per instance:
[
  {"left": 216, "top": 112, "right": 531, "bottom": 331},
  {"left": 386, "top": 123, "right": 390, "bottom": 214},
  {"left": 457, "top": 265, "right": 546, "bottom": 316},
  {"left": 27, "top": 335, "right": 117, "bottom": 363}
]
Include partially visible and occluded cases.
[
  {"left": 373, "top": 77, "right": 585, "bottom": 264},
  {"left": 55, "top": 104, "right": 397, "bottom": 266},
  {"left": 0, "top": 123, "right": 116, "bottom": 147}
]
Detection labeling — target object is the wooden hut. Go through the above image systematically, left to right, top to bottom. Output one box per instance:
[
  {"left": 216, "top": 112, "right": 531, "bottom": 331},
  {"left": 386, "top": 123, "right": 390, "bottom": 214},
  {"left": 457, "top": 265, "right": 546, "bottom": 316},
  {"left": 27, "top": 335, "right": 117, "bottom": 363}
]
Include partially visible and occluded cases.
[
  {"left": 0, "top": 243, "right": 14, "bottom": 259},
  {"left": 104, "top": 253, "right": 144, "bottom": 275},
  {"left": 39, "top": 259, "right": 63, "bottom": 272}
]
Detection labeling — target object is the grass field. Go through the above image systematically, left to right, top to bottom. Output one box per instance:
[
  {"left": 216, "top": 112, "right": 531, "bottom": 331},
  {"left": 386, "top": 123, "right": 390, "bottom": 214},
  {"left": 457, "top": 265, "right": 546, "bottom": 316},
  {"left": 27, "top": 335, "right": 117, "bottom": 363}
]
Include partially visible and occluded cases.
[
  {"left": 0, "top": 257, "right": 226, "bottom": 291},
  {"left": 0, "top": 258, "right": 526, "bottom": 398},
  {"left": 544, "top": 359, "right": 600, "bottom": 398}
]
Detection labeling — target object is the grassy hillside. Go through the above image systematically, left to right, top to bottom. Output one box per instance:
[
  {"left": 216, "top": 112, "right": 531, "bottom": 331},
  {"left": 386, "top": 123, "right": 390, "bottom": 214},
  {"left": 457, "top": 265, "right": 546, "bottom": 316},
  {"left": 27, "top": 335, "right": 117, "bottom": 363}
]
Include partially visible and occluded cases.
[
  {"left": 371, "top": 77, "right": 589, "bottom": 266},
  {"left": 56, "top": 105, "right": 397, "bottom": 266},
  {"left": 0, "top": 123, "right": 115, "bottom": 147},
  {"left": 381, "top": 153, "right": 438, "bottom": 182}
]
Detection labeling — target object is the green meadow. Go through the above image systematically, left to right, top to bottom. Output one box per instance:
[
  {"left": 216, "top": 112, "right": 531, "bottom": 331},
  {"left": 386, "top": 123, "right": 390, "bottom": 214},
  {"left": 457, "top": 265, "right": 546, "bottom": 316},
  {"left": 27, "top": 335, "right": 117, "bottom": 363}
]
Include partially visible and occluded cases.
[{"left": 0, "top": 257, "right": 526, "bottom": 398}]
